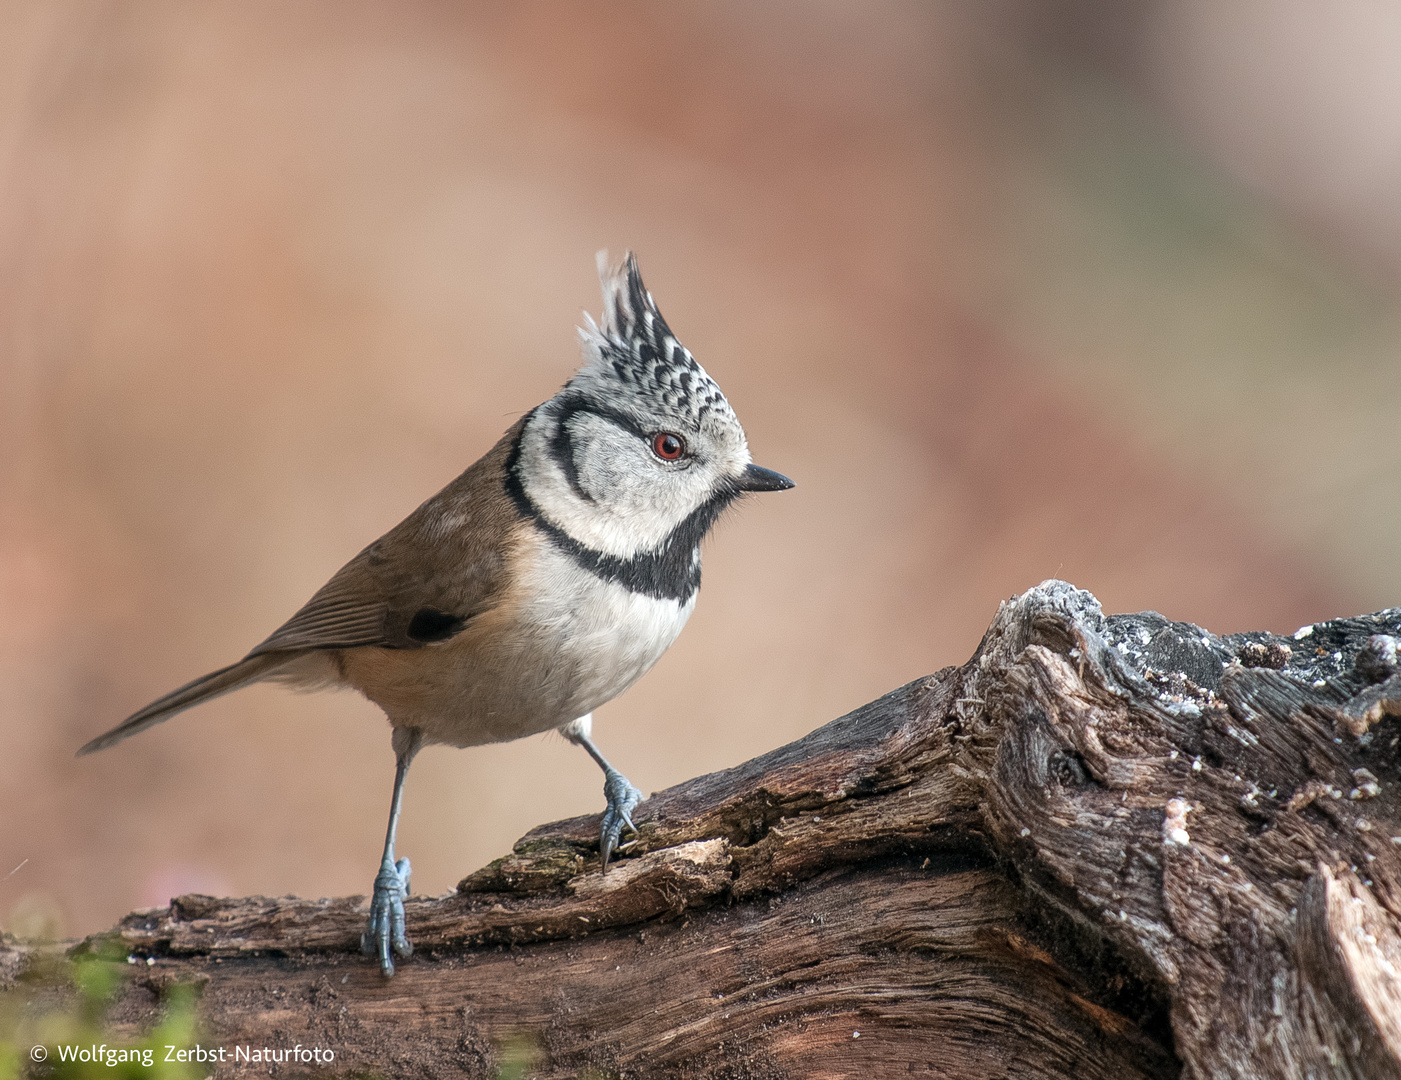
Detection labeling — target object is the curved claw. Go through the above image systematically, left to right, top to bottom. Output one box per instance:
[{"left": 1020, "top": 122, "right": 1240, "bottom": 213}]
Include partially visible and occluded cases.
[
  {"left": 600, "top": 768, "right": 643, "bottom": 871},
  {"left": 360, "top": 857, "right": 413, "bottom": 976}
]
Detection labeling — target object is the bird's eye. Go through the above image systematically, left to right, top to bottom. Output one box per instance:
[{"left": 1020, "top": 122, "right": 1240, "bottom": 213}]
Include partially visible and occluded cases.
[{"left": 652, "top": 432, "right": 685, "bottom": 460}]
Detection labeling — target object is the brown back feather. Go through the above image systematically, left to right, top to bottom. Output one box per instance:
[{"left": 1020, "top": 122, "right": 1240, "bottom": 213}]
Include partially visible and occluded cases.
[{"left": 248, "top": 419, "right": 526, "bottom": 654}]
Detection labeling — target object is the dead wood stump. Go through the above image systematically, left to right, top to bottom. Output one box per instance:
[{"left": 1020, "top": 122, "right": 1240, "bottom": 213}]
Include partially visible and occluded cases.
[{"left": 6, "top": 580, "right": 1400, "bottom": 1079}]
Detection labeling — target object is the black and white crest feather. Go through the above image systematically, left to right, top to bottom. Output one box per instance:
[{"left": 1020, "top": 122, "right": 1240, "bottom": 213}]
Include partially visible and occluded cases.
[{"left": 573, "top": 252, "right": 732, "bottom": 428}]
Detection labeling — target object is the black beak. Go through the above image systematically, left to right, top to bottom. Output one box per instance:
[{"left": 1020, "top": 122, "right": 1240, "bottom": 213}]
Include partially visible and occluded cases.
[{"left": 735, "top": 463, "right": 795, "bottom": 493}]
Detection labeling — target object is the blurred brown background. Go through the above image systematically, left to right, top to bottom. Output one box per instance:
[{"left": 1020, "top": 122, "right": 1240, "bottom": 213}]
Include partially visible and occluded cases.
[{"left": 4, "top": 1, "right": 1400, "bottom": 939}]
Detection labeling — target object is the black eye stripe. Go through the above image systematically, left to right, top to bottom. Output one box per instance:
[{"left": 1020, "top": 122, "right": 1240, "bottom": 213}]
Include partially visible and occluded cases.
[
  {"left": 553, "top": 395, "right": 651, "bottom": 443},
  {"left": 546, "top": 407, "right": 590, "bottom": 502}
]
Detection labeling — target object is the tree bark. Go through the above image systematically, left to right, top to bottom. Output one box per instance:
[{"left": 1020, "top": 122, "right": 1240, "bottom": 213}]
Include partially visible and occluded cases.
[{"left": 7, "top": 581, "right": 1401, "bottom": 1079}]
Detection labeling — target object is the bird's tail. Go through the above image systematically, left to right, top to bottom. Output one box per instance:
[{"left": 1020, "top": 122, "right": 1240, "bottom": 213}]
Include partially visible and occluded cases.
[{"left": 77, "top": 652, "right": 288, "bottom": 756}]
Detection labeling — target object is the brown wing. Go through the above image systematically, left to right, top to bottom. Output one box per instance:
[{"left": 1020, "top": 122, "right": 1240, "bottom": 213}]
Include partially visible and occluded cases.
[
  {"left": 248, "top": 421, "right": 525, "bottom": 656},
  {"left": 247, "top": 546, "right": 404, "bottom": 653}
]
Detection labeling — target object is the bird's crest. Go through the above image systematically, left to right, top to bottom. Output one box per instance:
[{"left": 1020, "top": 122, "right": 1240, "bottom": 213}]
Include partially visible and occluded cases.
[{"left": 575, "top": 251, "right": 728, "bottom": 424}]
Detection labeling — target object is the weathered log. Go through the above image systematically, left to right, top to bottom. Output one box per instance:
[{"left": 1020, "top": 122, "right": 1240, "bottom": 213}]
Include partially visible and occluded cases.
[{"left": 6, "top": 580, "right": 1401, "bottom": 1079}]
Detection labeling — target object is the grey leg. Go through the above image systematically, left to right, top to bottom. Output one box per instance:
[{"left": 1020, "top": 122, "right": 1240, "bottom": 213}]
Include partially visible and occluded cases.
[
  {"left": 562, "top": 718, "right": 642, "bottom": 870},
  {"left": 361, "top": 726, "right": 423, "bottom": 976}
]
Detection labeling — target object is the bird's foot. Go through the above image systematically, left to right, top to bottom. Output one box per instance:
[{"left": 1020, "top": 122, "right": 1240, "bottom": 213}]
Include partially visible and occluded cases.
[
  {"left": 600, "top": 768, "right": 642, "bottom": 870},
  {"left": 361, "top": 856, "right": 413, "bottom": 976}
]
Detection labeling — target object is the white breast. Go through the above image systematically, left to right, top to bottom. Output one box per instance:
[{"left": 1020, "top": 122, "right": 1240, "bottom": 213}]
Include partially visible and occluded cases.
[{"left": 515, "top": 543, "right": 696, "bottom": 721}]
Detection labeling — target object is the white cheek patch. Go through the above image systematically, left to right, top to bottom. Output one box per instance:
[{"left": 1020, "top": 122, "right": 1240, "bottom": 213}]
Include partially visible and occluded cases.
[
  {"left": 519, "top": 411, "right": 724, "bottom": 558},
  {"left": 567, "top": 412, "right": 644, "bottom": 502}
]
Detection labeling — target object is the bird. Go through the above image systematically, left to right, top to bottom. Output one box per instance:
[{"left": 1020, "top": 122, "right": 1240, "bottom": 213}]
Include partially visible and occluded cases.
[{"left": 78, "top": 251, "right": 794, "bottom": 975}]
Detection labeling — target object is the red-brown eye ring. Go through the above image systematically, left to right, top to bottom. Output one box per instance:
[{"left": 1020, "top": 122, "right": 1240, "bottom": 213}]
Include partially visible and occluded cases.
[{"left": 652, "top": 432, "right": 685, "bottom": 460}]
